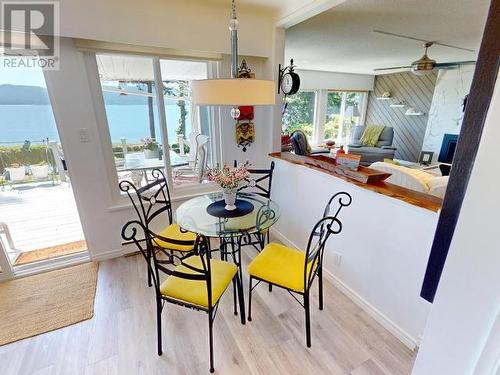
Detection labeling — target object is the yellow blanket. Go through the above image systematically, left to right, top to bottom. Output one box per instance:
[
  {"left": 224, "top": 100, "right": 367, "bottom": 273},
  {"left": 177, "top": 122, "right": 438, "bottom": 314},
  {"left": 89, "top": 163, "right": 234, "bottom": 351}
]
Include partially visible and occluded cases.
[{"left": 360, "top": 125, "right": 385, "bottom": 147}]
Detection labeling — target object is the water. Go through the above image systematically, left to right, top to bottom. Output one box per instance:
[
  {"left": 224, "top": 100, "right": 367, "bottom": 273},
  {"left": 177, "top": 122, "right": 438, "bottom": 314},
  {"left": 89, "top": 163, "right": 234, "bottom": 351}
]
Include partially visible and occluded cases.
[{"left": 0, "top": 104, "right": 191, "bottom": 146}]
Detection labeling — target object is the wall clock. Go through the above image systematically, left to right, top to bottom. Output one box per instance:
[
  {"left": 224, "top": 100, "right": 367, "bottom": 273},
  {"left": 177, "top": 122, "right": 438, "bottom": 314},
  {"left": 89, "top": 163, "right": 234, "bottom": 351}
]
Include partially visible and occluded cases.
[{"left": 278, "top": 59, "right": 300, "bottom": 95}]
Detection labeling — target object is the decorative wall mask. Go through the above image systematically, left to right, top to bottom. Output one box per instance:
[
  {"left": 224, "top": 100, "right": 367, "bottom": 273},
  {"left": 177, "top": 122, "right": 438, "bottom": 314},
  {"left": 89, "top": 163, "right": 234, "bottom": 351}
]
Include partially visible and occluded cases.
[
  {"left": 236, "top": 60, "right": 255, "bottom": 152},
  {"left": 235, "top": 105, "right": 254, "bottom": 152}
]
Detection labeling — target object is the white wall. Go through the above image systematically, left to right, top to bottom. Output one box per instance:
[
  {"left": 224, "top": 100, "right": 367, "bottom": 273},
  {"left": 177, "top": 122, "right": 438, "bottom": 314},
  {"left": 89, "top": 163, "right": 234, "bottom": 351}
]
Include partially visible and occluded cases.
[
  {"left": 59, "top": 0, "right": 275, "bottom": 58},
  {"left": 44, "top": 38, "right": 124, "bottom": 258},
  {"left": 422, "top": 65, "right": 475, "bottom": 162},
  {"left": 296, "top": 69, "right": 374, "bottom": 91},
  {"left": 412, "top": 73, "right": 500, "bottom": 375},
  {"left": 271, "top": 159, "right": 438, "bottom": 347}
]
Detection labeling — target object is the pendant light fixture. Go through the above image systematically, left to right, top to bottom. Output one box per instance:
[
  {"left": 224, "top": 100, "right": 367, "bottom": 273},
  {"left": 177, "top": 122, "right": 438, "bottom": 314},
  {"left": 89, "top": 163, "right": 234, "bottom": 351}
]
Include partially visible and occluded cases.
[{"left": 190, "top": 0, "right": 276, "bottom": 118}]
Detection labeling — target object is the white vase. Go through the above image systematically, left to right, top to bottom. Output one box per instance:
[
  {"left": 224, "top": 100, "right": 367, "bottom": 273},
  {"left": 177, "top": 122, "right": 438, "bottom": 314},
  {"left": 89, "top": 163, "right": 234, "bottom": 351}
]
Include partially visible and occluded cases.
[
  {"left": 144, "top": 149, "right": 159, "bottom": 159},
  {"left": 223, "top": 188, "right": 237, "bottom": 211}
]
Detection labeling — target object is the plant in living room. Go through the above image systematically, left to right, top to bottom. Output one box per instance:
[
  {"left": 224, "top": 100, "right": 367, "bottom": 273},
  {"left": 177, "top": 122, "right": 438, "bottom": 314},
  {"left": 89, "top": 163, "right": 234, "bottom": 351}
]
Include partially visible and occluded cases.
[
  {"left": 141, "top": 137, "right": 159, "bottom": 159},
  {"left": 207, "top": 163, "right": 250, "bottom": 210}
]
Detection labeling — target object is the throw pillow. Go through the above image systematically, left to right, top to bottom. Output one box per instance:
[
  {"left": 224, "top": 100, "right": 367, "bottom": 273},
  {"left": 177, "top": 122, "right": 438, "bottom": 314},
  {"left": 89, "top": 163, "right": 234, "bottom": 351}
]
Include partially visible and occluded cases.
[{"left": 360, "top": 125, "right": 385, "bottom": 147}]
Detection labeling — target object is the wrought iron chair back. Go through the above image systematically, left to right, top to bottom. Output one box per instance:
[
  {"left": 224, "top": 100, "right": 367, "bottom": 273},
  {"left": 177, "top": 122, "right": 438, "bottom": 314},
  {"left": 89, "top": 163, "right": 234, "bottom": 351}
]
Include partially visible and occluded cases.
[
  {"left": 235, "top": 160, "right": 275, "bottom": 198},
  {"left": 119, "top": 168, "right": 173, "bottom": 228},
  {"left": 304, "top": 191, "right": 352, "bottom": 290},
  {"left": 323, "top": 191, "right": 352, "bottom": 219},
  {"left": 254, "top": 200, "right": 277, "bottom": 232},
  {"left": 303, "top": 216, "right": 342, "bottom": 289},
  {"left": 121, "top": 220, "right": 213, "bottom": 307}
]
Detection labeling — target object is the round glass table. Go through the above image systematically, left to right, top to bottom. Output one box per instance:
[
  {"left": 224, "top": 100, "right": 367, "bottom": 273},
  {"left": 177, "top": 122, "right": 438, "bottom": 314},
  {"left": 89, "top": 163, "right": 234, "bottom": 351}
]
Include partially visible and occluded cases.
[
  {"left": 176, "top": 192, "right": 280, "bottom": 324},
  {"left": 176, "top": 192, "right": 280, "bottom": 237}
]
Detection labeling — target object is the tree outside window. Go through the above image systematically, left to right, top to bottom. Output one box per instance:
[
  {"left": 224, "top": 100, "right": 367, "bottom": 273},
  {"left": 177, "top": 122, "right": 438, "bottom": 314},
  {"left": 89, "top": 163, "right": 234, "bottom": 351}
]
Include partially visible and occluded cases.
[
  {"left": 282, "top": 91, "right": 315, "bottom": 139},
  {"left": 325, "top": 91, "right": 362, "bottom": 144}
]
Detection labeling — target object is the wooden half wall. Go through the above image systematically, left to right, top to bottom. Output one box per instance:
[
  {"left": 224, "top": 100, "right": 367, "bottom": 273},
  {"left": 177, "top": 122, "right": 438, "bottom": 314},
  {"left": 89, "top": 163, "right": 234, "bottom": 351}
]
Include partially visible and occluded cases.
[{"left": 365, "top": 71, "right": 437, "bottom": 162}]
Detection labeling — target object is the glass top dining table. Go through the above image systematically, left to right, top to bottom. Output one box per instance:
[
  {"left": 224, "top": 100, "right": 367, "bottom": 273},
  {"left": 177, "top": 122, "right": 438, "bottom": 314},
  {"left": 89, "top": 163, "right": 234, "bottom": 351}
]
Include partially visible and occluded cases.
[{"left": 176, "top": 192, "right": 280, "bottom": 238}]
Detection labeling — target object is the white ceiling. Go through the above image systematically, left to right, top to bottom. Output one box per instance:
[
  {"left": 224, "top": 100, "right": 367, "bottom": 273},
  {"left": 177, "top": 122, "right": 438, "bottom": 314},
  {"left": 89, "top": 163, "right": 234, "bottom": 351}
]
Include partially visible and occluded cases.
[
  {"left": 204, "top": 0, "right": 293, "bottom": 12},
  {"left": 204, "top": 0, "right": 317, "bottom": 19},
  {"left": 285, "top": 0, "right": 490, "bottom": 75}
]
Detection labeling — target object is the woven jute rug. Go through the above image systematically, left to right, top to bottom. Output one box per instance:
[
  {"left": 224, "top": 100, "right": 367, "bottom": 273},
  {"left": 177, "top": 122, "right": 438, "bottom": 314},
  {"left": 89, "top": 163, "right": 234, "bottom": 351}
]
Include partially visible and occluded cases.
[{"left": 0, "top": 262, "right": 99, "bottom": 346}]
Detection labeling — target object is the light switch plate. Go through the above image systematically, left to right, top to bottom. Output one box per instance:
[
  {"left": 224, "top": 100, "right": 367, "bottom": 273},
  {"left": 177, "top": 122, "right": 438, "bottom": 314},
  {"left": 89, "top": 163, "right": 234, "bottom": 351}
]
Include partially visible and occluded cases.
[{"left": 333, "top": 252, "right": 342, "bottom": 266}]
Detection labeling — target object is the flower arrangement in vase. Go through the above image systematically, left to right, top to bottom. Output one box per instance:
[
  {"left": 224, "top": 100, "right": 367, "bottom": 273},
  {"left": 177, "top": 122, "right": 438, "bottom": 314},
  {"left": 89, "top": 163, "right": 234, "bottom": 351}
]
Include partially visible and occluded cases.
[
  {"left": 141, "top": 137, "right": 160, "bottom": 159},
  {"left": 207, "top": 163, "right": 250, "bottom": 210}
]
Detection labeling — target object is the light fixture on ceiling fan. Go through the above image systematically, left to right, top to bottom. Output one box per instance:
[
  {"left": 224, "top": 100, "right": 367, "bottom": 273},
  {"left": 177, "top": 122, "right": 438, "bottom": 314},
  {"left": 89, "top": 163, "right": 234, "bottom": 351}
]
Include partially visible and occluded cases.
[
  {"left": 190, "top": 0, "right": 275, "bottom": 118},
  {"left": 372, "top": 30, "right": 476, "bottom": 75}
]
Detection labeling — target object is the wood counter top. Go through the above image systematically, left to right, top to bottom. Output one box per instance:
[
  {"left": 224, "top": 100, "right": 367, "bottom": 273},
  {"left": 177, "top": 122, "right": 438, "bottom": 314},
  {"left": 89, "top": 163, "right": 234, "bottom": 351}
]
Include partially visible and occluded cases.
[{"left": 269, "top": 152, "right": 443, "bottom": 212}]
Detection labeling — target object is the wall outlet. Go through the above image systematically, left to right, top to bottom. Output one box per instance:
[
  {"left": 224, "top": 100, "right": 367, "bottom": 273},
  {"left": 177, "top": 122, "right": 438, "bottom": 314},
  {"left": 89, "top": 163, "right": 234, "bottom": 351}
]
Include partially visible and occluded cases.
[
  {"left": 78, "top": 128, "right": 90, "bottom": 143},
  {"left": 333, "top": 252, "right": 342, "bottom": 266}
]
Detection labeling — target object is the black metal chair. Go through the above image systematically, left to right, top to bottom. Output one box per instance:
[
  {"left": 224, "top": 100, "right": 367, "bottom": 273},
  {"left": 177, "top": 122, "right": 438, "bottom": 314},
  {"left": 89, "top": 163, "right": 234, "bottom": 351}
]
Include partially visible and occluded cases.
[
  {"left": 232, "top": 160, "right": 275, "bottom": 253},
  {"left": 120, "top": 169, "right": 196, "bottom": 287},
  {"left": 246, "top": 192, "right": 352, "bottom": 347},
  {"left": 122, "top": 222, "right": 240, "bottom": 373}
]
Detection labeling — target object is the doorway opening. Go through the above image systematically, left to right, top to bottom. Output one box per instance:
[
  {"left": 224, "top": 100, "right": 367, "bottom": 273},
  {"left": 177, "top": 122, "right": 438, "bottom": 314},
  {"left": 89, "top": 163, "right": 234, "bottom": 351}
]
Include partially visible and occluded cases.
[{"left": 0, "top": 63, "right": 88, "bottom": 269}]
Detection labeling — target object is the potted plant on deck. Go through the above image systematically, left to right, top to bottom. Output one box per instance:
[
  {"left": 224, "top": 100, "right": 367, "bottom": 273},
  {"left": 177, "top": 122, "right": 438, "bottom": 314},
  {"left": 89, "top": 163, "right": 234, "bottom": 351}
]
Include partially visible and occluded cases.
[
  {"left": 142, "top": 137, "right": 160, "bottom": 159},
  {"left": 31, "top": 161, "right": 49, "bottom": 179},
  {"left": 5, "top": 163, "right": 26, "bottom": 182},
  {"left": 207, "top": 163, "right": 250, "bottom": 210}
]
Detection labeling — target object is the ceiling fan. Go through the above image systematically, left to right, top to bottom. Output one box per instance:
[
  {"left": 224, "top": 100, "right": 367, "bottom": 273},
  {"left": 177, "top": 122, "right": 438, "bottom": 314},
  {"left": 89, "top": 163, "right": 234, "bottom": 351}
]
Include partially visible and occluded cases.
[{"left": 372, "top": 30, "right": 476, "bottom": 75}]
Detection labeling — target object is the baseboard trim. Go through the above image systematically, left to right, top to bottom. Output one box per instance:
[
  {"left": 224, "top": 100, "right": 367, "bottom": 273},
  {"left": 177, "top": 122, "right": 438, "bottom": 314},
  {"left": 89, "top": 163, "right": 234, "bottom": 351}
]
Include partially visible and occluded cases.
[
  {"left": 270, "top": 227, "right": 419, "bottom": 350},
  {"left": 90, "top": 247, "right": 127, "bottom": 262}
]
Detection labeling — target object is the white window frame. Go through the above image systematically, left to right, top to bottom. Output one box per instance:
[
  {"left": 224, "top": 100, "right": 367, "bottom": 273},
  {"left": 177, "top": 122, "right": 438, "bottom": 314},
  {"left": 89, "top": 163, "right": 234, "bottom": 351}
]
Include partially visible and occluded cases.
[
  {"left": 85, "top": 52, "right": 221, "bottom": 207},
  {"left": 312, "top": 89, "right": 327, "bottom": 145},
  {"left": 316, "top": 90, "right": 368, "bottom": 145}
]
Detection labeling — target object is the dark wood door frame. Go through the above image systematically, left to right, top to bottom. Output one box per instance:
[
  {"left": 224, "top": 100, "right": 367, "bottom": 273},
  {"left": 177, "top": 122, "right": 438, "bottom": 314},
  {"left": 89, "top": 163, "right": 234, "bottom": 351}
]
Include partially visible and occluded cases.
[{"left": 421, "top": 0, "right": 500, "bottom": 303}]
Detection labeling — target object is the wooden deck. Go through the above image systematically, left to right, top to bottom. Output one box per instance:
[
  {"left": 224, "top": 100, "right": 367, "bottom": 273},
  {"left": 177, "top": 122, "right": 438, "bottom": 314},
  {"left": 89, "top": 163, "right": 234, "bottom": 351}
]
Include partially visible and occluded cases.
[{"left": 0, "top": 182, "right": 86, "bottom": 259}]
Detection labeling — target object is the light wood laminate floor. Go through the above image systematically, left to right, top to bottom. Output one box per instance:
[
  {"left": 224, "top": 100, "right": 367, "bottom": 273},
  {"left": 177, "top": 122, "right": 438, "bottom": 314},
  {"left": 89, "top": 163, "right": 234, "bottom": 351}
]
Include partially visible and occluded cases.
[{"left": 0, "top": 251, "right": 416, "bottom": 375}]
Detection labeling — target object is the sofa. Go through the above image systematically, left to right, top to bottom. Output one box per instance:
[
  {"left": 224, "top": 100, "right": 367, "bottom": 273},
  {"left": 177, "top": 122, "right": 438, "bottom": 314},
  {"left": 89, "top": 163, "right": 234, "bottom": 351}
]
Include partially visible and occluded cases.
[
  {"left": 347, "top": 126, "right": 397, "bottom": 166},
  {"left": 370, "top": 161, "right": 449, "bottom": 198}
]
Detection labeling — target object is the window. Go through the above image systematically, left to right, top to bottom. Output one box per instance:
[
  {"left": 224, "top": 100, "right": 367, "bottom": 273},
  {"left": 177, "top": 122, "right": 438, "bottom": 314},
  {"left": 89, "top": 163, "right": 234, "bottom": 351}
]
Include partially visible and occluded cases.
[
  {"left": 96, "top": 54, "right": 216, "bottom": 193},
  {"left": 97, "top": 54, "right": 164, "bottom": 188},
  {"left": 159, "top": 59, "right": 214, "bottom": 186},
  {"left": 282, "top": 90, "right": 365, "bottom": 146},
  {"left": 282, "top": 91, "right": 316, "bottom": 140},
  {"left": 325, "top": 91, "right": 363, "bottom": 144}
]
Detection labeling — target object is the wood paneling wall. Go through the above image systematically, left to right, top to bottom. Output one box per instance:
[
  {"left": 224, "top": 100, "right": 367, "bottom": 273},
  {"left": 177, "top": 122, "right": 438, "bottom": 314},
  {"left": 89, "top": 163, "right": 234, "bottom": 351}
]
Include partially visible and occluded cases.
[{"left": 365, "top": 71, "right": 437, "bottom": 162}]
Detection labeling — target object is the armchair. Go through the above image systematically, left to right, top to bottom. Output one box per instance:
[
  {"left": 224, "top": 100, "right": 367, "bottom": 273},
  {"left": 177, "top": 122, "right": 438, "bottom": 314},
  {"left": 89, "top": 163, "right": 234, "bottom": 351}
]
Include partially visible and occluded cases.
[
  {"left": 347, "top": 126, "right": 397, "bottom": 166},
  {"left": 290, "top": 131, "right": 329, "bottom": 156}
]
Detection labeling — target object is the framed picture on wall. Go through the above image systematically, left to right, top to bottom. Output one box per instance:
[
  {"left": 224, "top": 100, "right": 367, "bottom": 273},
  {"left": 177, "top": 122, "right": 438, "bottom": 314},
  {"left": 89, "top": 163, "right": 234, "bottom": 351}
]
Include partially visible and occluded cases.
[{"left": 419, "top": 151, "right": 434, "bottom": 165}]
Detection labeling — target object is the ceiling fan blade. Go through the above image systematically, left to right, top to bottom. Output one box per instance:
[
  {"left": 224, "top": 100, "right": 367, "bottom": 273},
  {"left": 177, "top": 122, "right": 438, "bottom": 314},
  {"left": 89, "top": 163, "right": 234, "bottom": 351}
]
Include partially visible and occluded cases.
[
  {"left": 372, "top": 30, "right": 475, "bottom": 52},
  {"left": 435, "top": 61, "right": 476, "bottom": 68},
  {"left": 373, "top": 65, "right": 411, "bottom": 72}
]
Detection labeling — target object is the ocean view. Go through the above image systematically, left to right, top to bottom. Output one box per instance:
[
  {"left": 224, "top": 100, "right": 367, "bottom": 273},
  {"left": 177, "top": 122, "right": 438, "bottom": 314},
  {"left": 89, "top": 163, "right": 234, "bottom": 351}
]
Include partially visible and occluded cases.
[{"left": 0, "top": 104, "right": 191, "bottom": 146}]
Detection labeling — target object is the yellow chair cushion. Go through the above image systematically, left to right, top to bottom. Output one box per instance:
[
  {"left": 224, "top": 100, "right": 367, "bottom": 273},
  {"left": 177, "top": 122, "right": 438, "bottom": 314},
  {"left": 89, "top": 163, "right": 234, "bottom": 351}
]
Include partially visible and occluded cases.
[
  {"left": 153, "top": 224, "right": 196, "bottom": 252},
  {"left": 247, "top": 243, "right": 315, "bottom": 292},
  {"left": 160, "top": 256, "right": 237, "bottom": 308}
]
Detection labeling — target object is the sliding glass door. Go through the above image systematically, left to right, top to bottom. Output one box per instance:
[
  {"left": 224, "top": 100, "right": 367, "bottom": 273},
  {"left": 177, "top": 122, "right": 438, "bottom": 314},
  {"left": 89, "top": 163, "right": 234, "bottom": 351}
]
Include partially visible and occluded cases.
[
  {"left": 0, "top": 62, "right": 87, "bottom": 268},
  {"left": 0, "top": 240, "right": 13, "bottom": 281}
]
